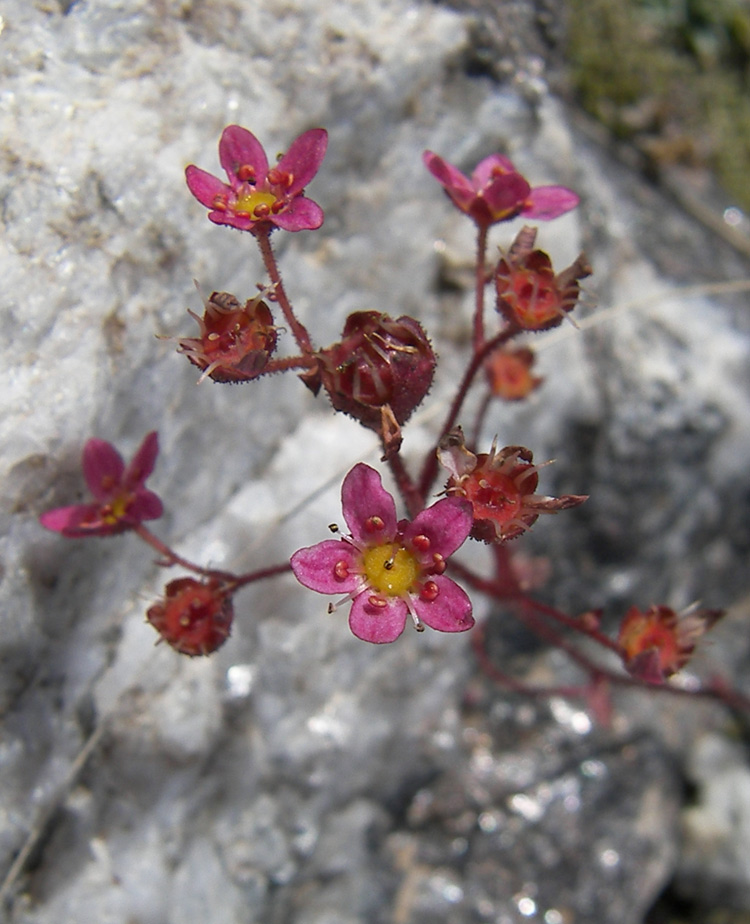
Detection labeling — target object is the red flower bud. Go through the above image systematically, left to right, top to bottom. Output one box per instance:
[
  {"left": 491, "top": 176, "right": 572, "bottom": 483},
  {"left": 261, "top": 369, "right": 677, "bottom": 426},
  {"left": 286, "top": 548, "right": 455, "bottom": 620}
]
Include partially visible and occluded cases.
[
  {"left": 177, "top": 291, "right": 277, "bottom": 383},
  {"left": 309, "top": 311, "right": 436, "bottom": 431},
  {"left": 146, "top": 577, "right": 234, "bottom": 656}
]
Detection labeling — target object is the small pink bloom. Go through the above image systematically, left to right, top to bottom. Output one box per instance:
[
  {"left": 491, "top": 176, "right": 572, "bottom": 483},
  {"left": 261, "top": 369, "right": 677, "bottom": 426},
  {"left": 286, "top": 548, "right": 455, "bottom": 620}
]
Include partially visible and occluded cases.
[
  {"left": 185, "top": 125, "right": 328, "bottom": 233},
  {"left": 423, "top": 150, "right": 579, "bottom": 228},
  {"left": 40, "top": 432, "right": 163, "bottom": 537},
  {"left": 290, "top": 463, "right": 474, "bottom": 643}
]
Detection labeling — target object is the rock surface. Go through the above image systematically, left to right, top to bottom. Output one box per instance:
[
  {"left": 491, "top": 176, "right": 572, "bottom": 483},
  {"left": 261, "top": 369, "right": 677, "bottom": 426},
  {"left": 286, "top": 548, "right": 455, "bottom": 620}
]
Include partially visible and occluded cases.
[{"left": 2, "top": 1, "right": 750, "bottom": 922}]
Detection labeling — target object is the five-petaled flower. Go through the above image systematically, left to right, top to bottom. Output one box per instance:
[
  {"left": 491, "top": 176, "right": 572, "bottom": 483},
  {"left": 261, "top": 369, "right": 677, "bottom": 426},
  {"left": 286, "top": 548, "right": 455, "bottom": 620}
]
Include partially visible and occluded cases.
[
  {"left": 185, "top": 125, "right": 328, "bottom": 233},
  {"left": 423, "top": 150, "right": 579, "bottom": 228},
  {"left": 495, "top": 226, "right": 592, "bottom": 331},
  {"left": 437, "top": 428, "right": 587, "bottom": 544},
  {"left": 40, "top": 432, "right": 163, "bottom": 537},
  {"left": 290, "top": 463, "right": 474, "bottom": 643},
  {"left": 617, "top": 604, "right": 724, "bottom": 683}
]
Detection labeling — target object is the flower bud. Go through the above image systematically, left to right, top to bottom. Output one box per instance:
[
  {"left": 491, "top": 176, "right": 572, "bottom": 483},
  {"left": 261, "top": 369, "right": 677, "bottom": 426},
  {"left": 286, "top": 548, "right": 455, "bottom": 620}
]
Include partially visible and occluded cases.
[
  {"left": 177, "top": 291, "right": 277, "bottom": 383},
  {"left": 312, "top": 311, "right": 436, "bottom": 430},
  {"left": 146, "top": 577, "right": 234, "bottom": 656}
]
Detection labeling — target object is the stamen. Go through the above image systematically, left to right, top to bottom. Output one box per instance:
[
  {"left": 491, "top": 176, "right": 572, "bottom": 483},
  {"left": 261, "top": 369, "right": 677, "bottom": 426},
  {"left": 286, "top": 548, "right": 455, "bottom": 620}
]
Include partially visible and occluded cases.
[
  {"left": 237, "top": 164, "right": 256, "bottom": 182},
  {"left": 253, "top": 203, "right": 271, "bottom": 218},
  {"left": 365, "top": 515, "right": 385, "bottom": 533},
  {"left": 328, "top": 523, "right": 339, "bottom": 533},
  {"left": 411, "top": 534, "right": 431, "bottom": 553},
  {"left": 431, "top": 553, "right": 446, "bottom": 575},
  {"left": 383, "top": 557, "right": 395, "bottom": 570},
  {"left": 333, "top": 560, "right": 349, "bottom": 580},
  {"left": 419, "top": 580, "right": 439, "bottom": 602},
  {"left": 368, "top": 595, "right": 388, "bottom": 609}
]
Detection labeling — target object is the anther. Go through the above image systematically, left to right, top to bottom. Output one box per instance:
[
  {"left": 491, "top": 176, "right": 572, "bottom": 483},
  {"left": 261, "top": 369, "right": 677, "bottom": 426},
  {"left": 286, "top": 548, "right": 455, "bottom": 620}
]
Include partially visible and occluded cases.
[
  {"left": 237, "top": 164, "right": 256, "bottom": 182},
  {"left": 211, "top": 196, "right": 228, "bottom": 212},
  {"left": 270, "top": 199, "right": 285, "bottom": 214},
  {"left": 253, "top": 203, "right": 271, "bottom": 218},
  {"left": 365, "top": 515, "right": 385, "bottom": 533},
  {"left": 328, "top": 523, "right": 339, "bottom": 533},
  {"left": 411, "top": 534, "right": 431, "bottom": 553},
  {"left": 431, "top": 553, "right": 446, "bottom": 575},
  {"left": 383, "top": 557, "right": 394, "bottom": 571},
  {"left": 333, "top": 560, "right": 349, "bottom": 580},
  {"left": 419, "top": 580, "right": 439, "bottom": 602},
  {"left": 368, "top": 595, "right": 388, "bottom": 609}
]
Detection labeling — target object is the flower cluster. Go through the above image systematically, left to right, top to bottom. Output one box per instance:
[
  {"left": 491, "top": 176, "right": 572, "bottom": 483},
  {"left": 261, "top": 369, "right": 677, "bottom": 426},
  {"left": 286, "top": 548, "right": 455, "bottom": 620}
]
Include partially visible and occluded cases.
[
  {"left": 36, "top": 115, "right": 735, "bottom": 735},
  {"left": 291, "top": 464, "right": 473, "bottom": 643}
]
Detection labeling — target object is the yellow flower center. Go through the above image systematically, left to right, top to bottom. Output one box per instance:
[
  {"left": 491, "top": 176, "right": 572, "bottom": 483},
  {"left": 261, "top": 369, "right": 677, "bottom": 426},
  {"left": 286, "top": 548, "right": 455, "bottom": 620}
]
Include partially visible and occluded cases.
[
  {"left": 234, "top": 190, "right": 279, "bottom": 216},
  {"left": 102, "top": 493, "right": 130, "bottom": 525},
  {"left": 362, "top": 543, "right": 419, "bottom": 596}
]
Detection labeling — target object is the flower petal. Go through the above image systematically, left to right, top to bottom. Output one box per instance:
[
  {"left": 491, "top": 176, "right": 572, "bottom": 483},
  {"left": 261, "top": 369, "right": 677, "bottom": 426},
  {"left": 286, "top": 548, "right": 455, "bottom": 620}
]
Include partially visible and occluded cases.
[
  {"left": 219, "top": 125, "right": 268, "bottom": 184},
  {"left": 278, "top": 128, "right": 328, "bottom": 194},
  {"left": 422, "top": 151, "right": 474, "bottom": 208},
  {"left": 471, "top": 153, "right": 517, "bottom": 189},
  {"left": 185, "top": 166, "right": 230, "bottom": 209},
  {"left": 482, "top": 173, "right": 531, "bottom": 219},
  {"left": 522, "top": 185, "right": 580, "bottom": 220},
  {"left": 272, "top": 196, "right": 324, "bottom": 232},
  {"left": 207, "top": 210, "right": 256, "bottom": 232},
  {"left": 124, "top": 431, "right": 159, "bottom": 491},
  {"left": 82, "top": 439, "right": 124, "bottom": 501},
  {"left": 341, "top": 463, "right": 397, "bottom": 546},
  {"left": 128, "top": 489, "right": 164, "bottom": 524},
  {"left": 404, "top": 497, "right": 472, "bottom": 559},
  {"left": 39, "top": 503, "right": 102, "bottom": 536},
  {"left": 290, "top": 540, "right": 359, "bottom": 593},
  {"left": 412, "top": 575, "right": 474, "bottom": 633},
  {"left": 348, "top": 593, "right": 407, "bottom": 643}
]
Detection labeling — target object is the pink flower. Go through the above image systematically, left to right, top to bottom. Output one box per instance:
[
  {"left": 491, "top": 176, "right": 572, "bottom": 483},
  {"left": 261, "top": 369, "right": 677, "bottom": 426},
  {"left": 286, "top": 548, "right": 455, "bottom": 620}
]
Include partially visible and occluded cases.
[
  {"left": 186, "top": 125, "right": 328, "bottom": 233},
  {"left": 423, "top": 150, "right": 579, "bottom": 228},
  {"left": 40, "top": 432, "right": 163, "bottom": 537},
  {"left": 290, "top": 463, "right": 474, "bottom": 643}
]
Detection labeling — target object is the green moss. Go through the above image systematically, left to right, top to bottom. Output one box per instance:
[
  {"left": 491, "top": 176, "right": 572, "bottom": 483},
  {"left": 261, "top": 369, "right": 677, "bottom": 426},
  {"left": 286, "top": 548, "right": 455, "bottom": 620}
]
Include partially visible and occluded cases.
[{"left": 567, "top": 0, "right": 750, "bottom": 211}]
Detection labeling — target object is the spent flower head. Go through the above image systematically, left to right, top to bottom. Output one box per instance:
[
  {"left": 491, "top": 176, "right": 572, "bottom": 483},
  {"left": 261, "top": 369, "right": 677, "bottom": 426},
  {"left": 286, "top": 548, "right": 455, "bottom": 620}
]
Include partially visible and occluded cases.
[
  {"left": 186, "top": 125, "right": 328, "bottom": 234},
  {"left": 423, "top": 150, "right": 579, "bottom": 229},
  {"left": 495, "top": 226, "right": 592, "bottom": 331},
  {"left": 177, "top": 290, "right": 278, "bottom": 384},
  {"left": 303, "top": 311, "right": 436, "bottom": 457},
  {"left": 485, "top": 346, "right": 543, "bottom": 401},
  {"left": 438, "top": 428, "right": 587, "bottom": 544},
  {"left": 40, "top": 432, "right": 163, "bottom": 538},
  {"left": 290, "top": 463, "right": 474, "bottom": 643},
  {"left": 147, "top": 577, "right": 234, "bottom": 656},
  {"left": 617, "top": 604, "right": 724, "bottom": 683}
]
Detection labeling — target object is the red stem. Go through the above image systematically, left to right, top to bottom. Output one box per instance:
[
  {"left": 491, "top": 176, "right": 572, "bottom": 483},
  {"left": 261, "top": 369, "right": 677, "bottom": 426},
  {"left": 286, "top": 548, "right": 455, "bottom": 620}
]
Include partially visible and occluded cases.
[
  {"left": 472, "top": 224, "right": 489, "bottom": 351},
  {"left": 255, "top": 229, "right": 314, "bottom": 354},
  {"left": 416, "top": 325, "right": 518, "bottom": 501}
]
